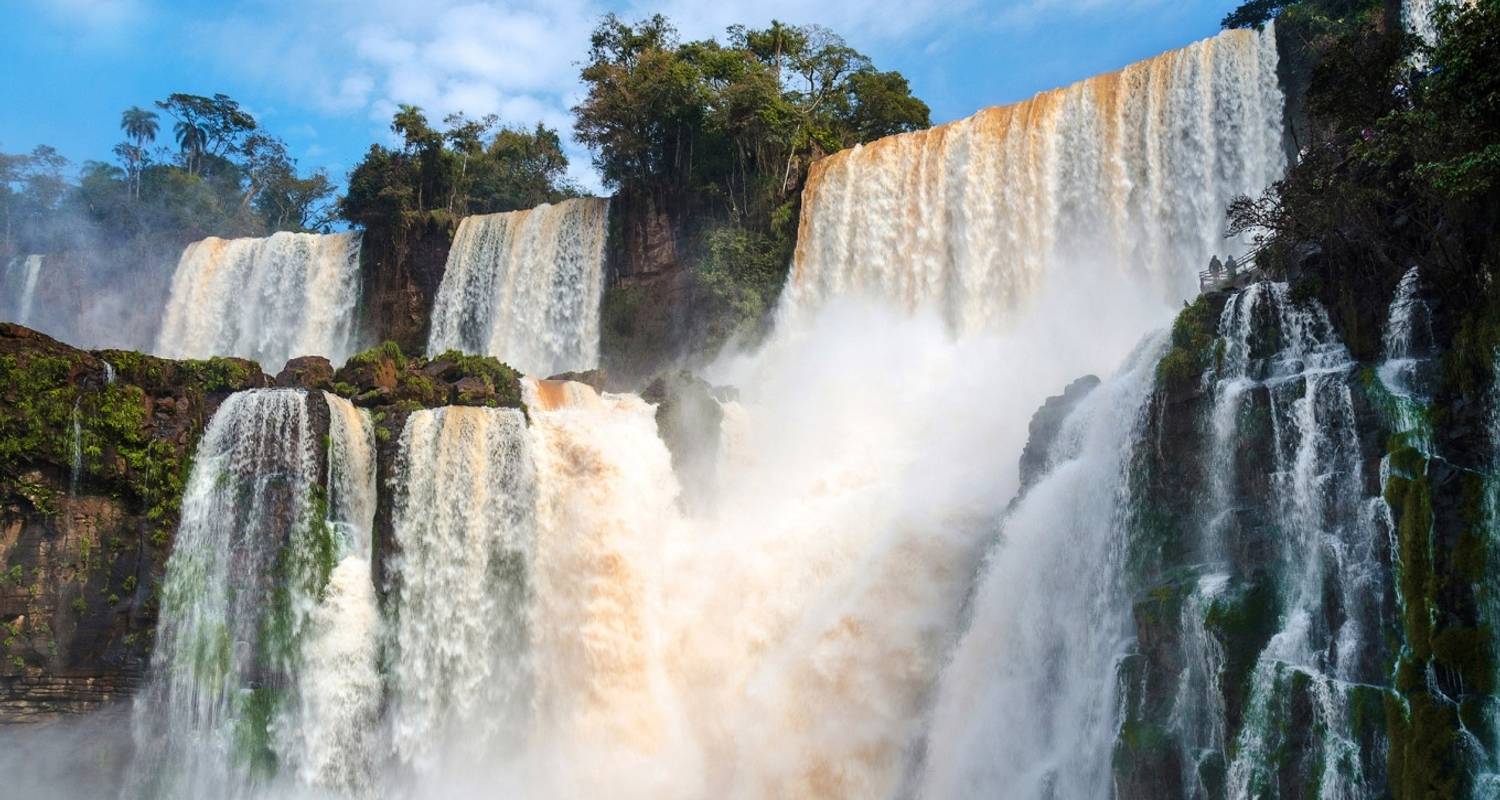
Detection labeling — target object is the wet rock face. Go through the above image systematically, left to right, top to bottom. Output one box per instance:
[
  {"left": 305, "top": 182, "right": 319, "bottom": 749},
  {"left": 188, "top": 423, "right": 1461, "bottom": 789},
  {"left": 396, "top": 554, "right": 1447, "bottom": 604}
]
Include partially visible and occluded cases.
[
  {"left": 357, "top": 216, "right": 455, "bottom": 355},
  {"left": 0, "top": 324, "right": 268, "bottom": 721},
  {"left": 641, "top": 371, "right": 732, "bottom": 511},
  {"left": 1017, "top": 374, "right": 1101, "bottom": 495}
]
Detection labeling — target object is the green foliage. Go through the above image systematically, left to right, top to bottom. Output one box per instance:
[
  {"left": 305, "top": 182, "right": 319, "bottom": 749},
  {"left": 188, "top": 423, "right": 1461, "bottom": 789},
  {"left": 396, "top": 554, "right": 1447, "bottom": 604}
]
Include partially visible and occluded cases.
[
  {"left": 1225, "top": 0, "right": 1500, "bottom": 367},
  {"left": 574, "top": 15, "right": 928, "bottom": 207},
  {"left": 3, "top": 89, "right": 335, "bottom": 272},
  {"left": 341, "top": 109, "right": 579, "bottom": 230},
  {"left": 695, "top": 227, "right": 791, "bottom": 350},
  {"left": 1155, "top": 297, "right": 1217, "bottom": 393}
]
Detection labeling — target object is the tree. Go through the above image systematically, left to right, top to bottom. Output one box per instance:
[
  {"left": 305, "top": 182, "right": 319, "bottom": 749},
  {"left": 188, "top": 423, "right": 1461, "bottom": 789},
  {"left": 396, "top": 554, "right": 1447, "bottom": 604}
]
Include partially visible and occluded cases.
[
  {"left": 155, "top": 93, "right": 257, "bottom": 175},
  {"left": 119, "top": 106, "right": 158, "bottom": 198},
  {"left": 341, "top": 109, "right": 578, "bottom": 229}
]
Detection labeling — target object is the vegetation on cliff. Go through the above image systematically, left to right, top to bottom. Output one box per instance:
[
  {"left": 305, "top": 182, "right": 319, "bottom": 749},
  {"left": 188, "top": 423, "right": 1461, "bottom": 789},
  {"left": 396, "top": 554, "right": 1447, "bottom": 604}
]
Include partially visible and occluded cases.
[
  {"left": 1125, "top": 0, "right": 1500, "bottom": 793},
  {"left": 575, "top": 15, "right": 930, "bottom": 356},
  {"left": 340, "top": 109, "right": 581, "bottom": 232}
]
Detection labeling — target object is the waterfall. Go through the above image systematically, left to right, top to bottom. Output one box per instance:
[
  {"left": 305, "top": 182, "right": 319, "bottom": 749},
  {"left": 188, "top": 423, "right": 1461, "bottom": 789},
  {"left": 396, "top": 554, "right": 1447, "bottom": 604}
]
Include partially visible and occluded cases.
[
  {"left": 1404, "top": 0, "right": 1439, "bottom": 47},
  {"left": 86, "top": 21, "right": 1305, "bottom": 800},
  {"left": 786, "top": 26, "right": 1284, "bottom": 332},
  {"left": 426, "top": 198, "right": 609, "bottom": 376},
  {"left": 156, "top": 232, "right": 363, "bottom": 372},
  {"left": 2, "top": 254, "right": 45, "bottom": 326},
  {"left": 1376, "top": 267, "right": 1435, "bottom": 449},
  {"left": 1208, "top": 283, "right": 1382, "bottom": 798},
  {"left": 915, "top": 335, "right": 1165, "bottom": 798},
  {"left": 1481, "top": 350, "right": 1500, "bottom": 796},
  {"left": 126, "top": 389, "right": 379, "bottom": 798},
  {"left": 126, "top": 390, "right": 323, "bottom": 798},
  {"left": 270, "top": 393, "right": 381, "bottom": 793},
  {"left": 69, "top": 399, "right": 82, "bottom": 495},
  {"left": 385, "top": 406, "right": 537, "bottom": 775}
]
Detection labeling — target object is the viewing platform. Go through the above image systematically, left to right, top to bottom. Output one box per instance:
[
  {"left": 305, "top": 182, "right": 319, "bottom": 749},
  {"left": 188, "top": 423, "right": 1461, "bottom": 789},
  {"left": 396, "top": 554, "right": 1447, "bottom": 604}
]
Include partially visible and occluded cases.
[{"left": 1198, "top": 246, "right": 1268, "bottom": 294}]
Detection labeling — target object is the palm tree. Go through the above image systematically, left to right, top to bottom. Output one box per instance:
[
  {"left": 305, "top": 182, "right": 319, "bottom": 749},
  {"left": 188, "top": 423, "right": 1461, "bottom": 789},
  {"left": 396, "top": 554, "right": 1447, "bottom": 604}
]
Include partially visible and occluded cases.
[
  {"left": 119, "top": 106, "right": 158, "bottom": 197},
  {"left": 174, "top": 120, "right": 206, "bottom": 176}
]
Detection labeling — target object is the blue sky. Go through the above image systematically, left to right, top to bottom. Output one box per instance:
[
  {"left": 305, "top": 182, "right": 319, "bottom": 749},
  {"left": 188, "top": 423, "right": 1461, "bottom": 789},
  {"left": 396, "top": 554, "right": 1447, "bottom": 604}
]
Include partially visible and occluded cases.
[{"left": 1, "top": 0, "right": 1234, "bottom": 192}]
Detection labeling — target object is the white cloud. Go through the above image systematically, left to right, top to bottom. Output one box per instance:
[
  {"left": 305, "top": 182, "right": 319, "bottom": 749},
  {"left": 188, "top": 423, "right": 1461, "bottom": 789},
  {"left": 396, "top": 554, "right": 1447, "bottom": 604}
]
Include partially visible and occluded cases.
[
  {"left": 29, "top": 0, "right": 147, "bottom": 43},
  {"left": 184, "top": 0, "right": 1138, "bottom": 190}
]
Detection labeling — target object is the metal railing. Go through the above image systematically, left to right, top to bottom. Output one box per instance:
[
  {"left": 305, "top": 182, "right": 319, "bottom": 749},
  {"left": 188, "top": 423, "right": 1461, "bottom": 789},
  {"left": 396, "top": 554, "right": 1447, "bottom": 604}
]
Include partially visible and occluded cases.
[{"left": 1198, "top": 240, "right": 1272, "bottom": 293}]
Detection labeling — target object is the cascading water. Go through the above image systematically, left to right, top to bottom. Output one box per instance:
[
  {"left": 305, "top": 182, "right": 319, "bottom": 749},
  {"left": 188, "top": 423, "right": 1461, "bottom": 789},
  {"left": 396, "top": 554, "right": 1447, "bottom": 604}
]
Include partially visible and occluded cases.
[
  {"left": 99, "top": 23, "right": 1302, "bottom": 800},
  {"left": 786, "top": 26, "right": 1283, "bottom": 333},
  {"left": 426, "top": 198, "right": 609, "bottom": 376},
  {"left": 155, "top": 232, "right": 363, "bottom": 371},
  {"left": 2, "top": 254, "right": 45, "bottom": 326},
  {"left": 1375, "top": 266, "right": 1435, "bottom": 450},
  {"left": 1207, "top": 283, "right": 1384, "bottom": 798},
  {"left": 915, "top": 335, "right": 1166, "bottom": 798},
  {"left": 1480, "top": 350, "right": 1500, "bottom": 796},
  {"left": 125, "top": 389, "right": 378, "bottom": 798},
  {"left": 126, "top": 390, "right": 323, "bottom": 798},
  {"left": 270, "top": 393, "right": 381, "bottom": 794},
  {"left": 385, "top": 405, "right": 537, "bottom": 778}
]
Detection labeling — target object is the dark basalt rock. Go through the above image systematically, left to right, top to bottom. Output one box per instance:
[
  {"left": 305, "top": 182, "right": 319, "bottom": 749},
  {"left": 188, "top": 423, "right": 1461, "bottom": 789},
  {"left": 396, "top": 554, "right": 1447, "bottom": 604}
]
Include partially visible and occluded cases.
[
  {"left": 0, "top": 323, "right": 269, "bottom": 722},
  {"left": 274, "top": 355, "right": 335, "bottom": 390},
  {"left": 547, "top": 369, "right": 609, "bottom": 392},
  {"left": 642, "top": 371, "right": 733, "bottom": 511},
  {"left": 1017, "top": 374, "right": 1100, "bottom": 495}
]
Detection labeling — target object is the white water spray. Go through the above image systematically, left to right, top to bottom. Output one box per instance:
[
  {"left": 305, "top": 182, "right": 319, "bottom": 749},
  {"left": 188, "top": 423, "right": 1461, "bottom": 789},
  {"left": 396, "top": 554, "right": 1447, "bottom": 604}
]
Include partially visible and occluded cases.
[
  {"left": 270, "top": 393, "right": 382, "bottom": 794},
  {"left": 385, "top": 406, "right": 537, "bottom": 776}
]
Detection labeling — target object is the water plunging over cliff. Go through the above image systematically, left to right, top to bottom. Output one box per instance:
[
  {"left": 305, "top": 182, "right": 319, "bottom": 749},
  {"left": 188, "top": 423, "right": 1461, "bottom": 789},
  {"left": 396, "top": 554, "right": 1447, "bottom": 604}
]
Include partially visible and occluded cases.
[
  {"left": 98, "top": 24, "right": 1305, "bottom": 800},
  {"left": 786, "top": 26, "right": 1283, "bottom": 331},
  {"left": 426, "top": 198, "right": 609, "bottom": 375},
  {"left": 156, "top": 232, "right": 363, "bottom": 372},
  {"left": 2, "top": 254, "right": 45, "bottom": 326},
  {"left": 916, "top": 335, "right": 1165, "bottom": 798},
  {"left": 126, "top": 390, "right": 378, "bottom": 798},
  {"left": 126, "top": 390, "right": 322, "bottom": 797},
  {"left": 274, "top": 393, "right": 381, "bottom": 793},
  {"left": 386, "top": 406, "right": 537, "bottom": 776}
]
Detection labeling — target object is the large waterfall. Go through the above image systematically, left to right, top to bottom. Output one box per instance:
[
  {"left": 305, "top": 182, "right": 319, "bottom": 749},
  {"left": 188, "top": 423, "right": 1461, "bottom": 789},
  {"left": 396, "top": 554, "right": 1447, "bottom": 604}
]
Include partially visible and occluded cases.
[
  {"left": 97, "top": 24, "right": 1312, "bottom": 800},
  {"left": 786, "top": 25, "right": 1283, "bottom": 331},
  {"left": 426, "top": 197, "right": 609, "bottom": 376},
  {"left": 155, "top": 232, "right": 363, "bottom": 371},
  {"left": 1, "top": 254, "right": 45, "bottom": 326},
  {"left": 126, "top": 390, "right": 378, "bottom": 798},
  {"left": 386, "top": 405, "right": 537, "bottom": 778}
]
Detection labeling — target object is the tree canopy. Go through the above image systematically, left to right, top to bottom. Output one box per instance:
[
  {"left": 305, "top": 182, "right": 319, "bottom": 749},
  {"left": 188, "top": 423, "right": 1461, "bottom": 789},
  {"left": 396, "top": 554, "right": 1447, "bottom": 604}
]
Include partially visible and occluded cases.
[{"left": 339, "top": 107, "right": 579, "bottom": 230}]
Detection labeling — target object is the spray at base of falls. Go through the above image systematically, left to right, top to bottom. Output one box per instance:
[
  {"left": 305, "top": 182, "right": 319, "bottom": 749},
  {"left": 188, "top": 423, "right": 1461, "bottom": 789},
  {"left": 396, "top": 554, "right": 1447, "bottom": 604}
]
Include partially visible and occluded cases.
[
  {"left": 786, "top": 26, "right": 1283, "bottom": 333},
  {"left": 426, "top": 198, "right": 609, "bottom": 376},
  {"left": 156, "top": 232, "right": 363, "bottom": 372}
]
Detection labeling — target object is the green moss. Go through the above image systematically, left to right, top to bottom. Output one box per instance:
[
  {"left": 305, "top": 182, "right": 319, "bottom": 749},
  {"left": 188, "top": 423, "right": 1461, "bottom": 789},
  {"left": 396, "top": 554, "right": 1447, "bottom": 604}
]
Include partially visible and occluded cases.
[
  {"left": 346, "top": 340, "right": 407, "bottom": 371},
  {"left": 178, "top": 357, "right": 259, "bottom": 393},
  {"left": 232, "top": 686, "right": 281, "bottom": 781}
]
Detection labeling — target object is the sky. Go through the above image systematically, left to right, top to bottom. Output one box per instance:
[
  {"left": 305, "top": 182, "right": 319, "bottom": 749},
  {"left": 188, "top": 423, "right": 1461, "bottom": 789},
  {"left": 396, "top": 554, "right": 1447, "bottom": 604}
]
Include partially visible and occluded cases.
[{"left": 0, "top": 0, "right": 1235, "bottom": 192}]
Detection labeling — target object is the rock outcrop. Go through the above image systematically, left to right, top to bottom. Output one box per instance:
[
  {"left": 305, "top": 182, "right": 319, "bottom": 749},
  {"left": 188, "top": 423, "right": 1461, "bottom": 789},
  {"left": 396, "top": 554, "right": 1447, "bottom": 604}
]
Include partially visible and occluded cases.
[
  {"left": 0, "top": 324, "right": 267, "bottom": 721},
  {"left": 1016, "top": 374, "right": 1100, "bottom": 494}
]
